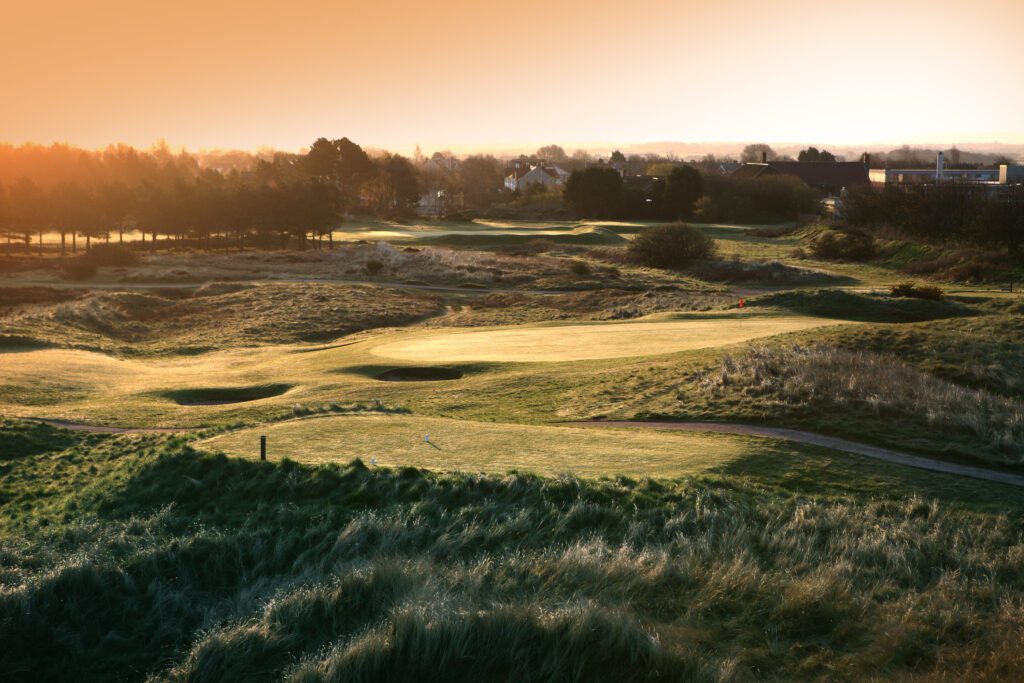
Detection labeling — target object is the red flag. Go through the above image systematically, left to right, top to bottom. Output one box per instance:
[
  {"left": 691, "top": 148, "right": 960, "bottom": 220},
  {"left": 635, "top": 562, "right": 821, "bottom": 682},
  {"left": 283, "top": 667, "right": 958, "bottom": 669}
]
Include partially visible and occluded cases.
[{"left": 739, "top": 299, "right": 744, "bottom": 307}]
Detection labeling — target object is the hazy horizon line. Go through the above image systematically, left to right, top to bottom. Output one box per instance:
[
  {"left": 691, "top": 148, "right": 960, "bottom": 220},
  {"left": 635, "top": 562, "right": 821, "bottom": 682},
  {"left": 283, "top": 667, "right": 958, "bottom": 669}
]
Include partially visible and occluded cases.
[{"left": 5, "top": 133, "right": 1024, "bottom": 158}]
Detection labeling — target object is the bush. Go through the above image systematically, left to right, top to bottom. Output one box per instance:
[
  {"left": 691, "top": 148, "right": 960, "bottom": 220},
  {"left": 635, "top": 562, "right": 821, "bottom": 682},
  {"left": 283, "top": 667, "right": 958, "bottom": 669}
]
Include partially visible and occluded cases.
[
  {"left": 698, "top": 175, "right": 822, "bottom": 223},
  {"left": 843, "top": 184, "right": 1024, "bottom": 259},
  {"left": 444, "top": 209, "right": 478, "bottom": 222},
  {"left": 628, "top": 222, "right": 716, "bottom": 268},
  {"left": 810, "top": 229, "right": 877, "bottom": 261},
  {"left": 83, "top": 243, "right": 137, "bottom": 267},
  {"left": 59, "top": 258, "right": 98, "bottom": 281},
  {"left": 364, "top": 260, "right": 384, "bottom": 275},
  {"left": 569, "top": 261, "right": 591, "bottom": 276},
  {"left": 890, "top": 281, "right": 944, "bottom": 300}
]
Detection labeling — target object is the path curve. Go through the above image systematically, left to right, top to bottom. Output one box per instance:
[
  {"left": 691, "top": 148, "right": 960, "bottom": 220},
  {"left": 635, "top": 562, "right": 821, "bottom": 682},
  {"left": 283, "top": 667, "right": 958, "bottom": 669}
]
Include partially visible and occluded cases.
[
  {"left": 26, "top": 418, "right": 198, "bottom": 434},
  {"left": 569, "top": 421, "right": 1024, "bottom": 488}
]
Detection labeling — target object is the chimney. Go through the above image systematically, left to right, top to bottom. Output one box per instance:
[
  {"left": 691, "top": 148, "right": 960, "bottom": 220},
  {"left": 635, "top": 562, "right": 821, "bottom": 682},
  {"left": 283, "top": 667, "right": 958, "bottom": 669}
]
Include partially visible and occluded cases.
[
  {"left": 761, "top": 151, "right": 768, "bottom": 163},
  {"left": 936, "top": 152, "right": 944, "bottom": 184}
]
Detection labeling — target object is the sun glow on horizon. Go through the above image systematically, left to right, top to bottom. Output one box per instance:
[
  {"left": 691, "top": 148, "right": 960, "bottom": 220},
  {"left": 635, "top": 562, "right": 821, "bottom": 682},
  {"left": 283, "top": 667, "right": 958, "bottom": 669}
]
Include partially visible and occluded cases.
[{"left": 3, "top": 0, "right": 1022, "bottom": 152}]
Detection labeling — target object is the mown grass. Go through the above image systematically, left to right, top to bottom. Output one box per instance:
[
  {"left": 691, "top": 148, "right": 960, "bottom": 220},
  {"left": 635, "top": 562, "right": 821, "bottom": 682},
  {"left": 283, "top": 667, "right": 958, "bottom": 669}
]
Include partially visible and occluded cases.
[
  {"left": 369, "top": 313, "right": 843, "bottom": 363},
  {"left": 200, "top": 413, "right": 805, "bottom": 478},
  {"left": 2, "top": 421, "right": 1023, "bottom": 681}
]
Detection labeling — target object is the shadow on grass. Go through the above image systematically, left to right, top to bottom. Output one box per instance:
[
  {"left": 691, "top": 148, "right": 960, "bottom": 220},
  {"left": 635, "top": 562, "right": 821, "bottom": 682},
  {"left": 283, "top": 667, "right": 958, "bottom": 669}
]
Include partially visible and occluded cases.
[
  {"left": 748, "top": 288, "right": 980, "bottom": 322},
  {"left": 338, "top": 362, "right": 505, "bottom": 379},
  {"left": 706, "top": 442, "right": 1024, "bottom": 514}
]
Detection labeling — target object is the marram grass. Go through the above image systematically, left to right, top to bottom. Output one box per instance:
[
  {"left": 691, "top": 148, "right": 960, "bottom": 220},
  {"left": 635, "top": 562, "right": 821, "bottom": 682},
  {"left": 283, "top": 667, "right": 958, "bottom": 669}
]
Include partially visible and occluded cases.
[{"left": 2, "top": 422, "right": 1024, "bottom": 681}]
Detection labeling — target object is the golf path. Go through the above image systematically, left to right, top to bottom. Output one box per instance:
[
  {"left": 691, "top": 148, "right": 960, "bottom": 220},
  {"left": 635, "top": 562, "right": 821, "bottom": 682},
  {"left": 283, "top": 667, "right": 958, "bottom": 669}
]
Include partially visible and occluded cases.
[{"left": 571, "top": 421, "right": 1024, "bottom": 488}]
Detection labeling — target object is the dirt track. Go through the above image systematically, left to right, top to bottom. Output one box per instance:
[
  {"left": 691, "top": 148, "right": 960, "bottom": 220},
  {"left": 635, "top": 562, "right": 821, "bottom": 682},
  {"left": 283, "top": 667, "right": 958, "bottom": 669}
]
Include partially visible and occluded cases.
[{"left": 571, "top": 421, "right": 1024, "bottom": 488}]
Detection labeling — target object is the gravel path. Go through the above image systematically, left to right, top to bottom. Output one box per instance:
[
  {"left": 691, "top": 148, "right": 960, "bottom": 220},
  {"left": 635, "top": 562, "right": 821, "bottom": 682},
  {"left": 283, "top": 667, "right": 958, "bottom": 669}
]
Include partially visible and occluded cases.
[{"left": 571, "top": 420, "right": 1024, "bottom": 488}]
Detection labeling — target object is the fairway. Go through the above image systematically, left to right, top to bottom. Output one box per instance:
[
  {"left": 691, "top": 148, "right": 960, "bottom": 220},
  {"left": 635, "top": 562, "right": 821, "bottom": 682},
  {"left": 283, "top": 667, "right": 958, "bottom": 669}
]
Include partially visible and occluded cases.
[
  {"left": 371, "top": 315, "right": 842, "bottom": 362},
  {"left": 201, "top": 414, "right": 789, "bottom": 478}
]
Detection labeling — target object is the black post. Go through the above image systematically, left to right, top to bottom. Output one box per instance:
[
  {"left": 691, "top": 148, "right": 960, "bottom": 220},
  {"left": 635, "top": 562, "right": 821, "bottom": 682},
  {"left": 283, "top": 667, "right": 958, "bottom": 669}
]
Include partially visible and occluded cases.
[{"left": 260, "top": 435, "right": 266, "bottom": 461}]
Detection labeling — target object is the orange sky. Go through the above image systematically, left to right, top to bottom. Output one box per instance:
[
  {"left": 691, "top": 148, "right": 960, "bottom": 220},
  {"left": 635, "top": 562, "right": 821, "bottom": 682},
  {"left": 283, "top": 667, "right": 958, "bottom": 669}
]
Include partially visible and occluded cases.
[{"left": 3, "top": 0, "right": 1023, "bottom": 153}]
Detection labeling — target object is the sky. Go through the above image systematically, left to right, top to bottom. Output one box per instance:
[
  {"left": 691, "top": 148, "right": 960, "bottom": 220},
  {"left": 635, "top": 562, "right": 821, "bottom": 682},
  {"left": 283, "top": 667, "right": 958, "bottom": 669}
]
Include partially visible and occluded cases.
[{"left": 3, "top": 0, "right": 1023, "bottom": 153}]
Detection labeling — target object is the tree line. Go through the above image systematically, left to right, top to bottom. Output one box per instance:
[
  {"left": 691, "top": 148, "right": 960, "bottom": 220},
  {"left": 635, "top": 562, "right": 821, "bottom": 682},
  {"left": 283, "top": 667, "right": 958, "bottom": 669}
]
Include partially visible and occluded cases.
[
  {"left": 0, "top": 138, "right": 428, "bottom": 252},
  {"left": 843, "top": 184, "right": 1024, "bottom": 259}
]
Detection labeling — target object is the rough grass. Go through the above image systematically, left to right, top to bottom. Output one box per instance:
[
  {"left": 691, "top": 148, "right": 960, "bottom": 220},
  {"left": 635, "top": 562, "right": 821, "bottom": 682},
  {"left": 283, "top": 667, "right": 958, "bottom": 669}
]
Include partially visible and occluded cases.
[
  {"left": 114, "top": 243, "right": 622, "bottom": 290},
  {"left": 896, "top": 248, "right": 1021, "bottom": 284},
  {"left": 687, "top": 259, "right": 833, "bottom": 283},
  {"left": 0, "top": 283, "right": 444, "bottom": 354},
  {"left": 435, "top": 288, "right": 736, "bottom": 327},
  {"left": 806, "top": 314, "right": 1024, "bottom": 400},
  {"left": 699, "top": 345, "right": 1024, "bottom": 466},
  {"left": 2, "top": 425, "right": 1024, "bottom": 681}
]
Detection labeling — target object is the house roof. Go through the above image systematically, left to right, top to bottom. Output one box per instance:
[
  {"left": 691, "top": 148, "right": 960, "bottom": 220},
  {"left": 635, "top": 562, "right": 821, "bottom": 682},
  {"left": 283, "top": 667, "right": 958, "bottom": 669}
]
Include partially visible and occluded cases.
[
  {"left": 732, "top": 161, "right": 869, "bottom": 188},
  {"left": 506, "top": 166, "right": 533, "bottom": 180}
]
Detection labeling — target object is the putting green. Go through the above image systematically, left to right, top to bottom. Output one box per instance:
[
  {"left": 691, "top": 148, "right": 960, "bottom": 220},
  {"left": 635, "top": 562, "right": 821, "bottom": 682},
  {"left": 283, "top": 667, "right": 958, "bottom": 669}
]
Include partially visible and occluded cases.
[
  {"left": 371, "top": 315, "right": 842, "bottom": 362},
  {"left": 200, "top": 414, "right": 792, "bottom": 478}
]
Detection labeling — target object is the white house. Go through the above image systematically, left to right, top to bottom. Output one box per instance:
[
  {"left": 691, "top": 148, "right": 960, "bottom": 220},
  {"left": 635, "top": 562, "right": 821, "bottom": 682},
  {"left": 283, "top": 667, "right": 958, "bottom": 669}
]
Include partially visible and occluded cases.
[{"left": 504, "top": 163, "right": 569, "bottom": 192}]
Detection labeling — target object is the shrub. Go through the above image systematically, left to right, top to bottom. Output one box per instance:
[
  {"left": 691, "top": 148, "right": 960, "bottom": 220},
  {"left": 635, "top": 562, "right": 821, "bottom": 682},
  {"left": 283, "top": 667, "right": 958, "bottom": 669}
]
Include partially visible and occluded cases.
[
  {"left": 700, "top": 174, "right": 822, "bottom": 223},
  {"left": 444, "top": 209, "right": 478, "bottom": 222},
  {"left": 628, "top": 222, "right": 716, "bottom": 269},
  {"left": 810, "top": 229, "right": 877, "bottom": 261},
  {"left": 83, "top": 243, "right": 137, "bottom": 267},
  {"left": 59, "top": 258, "right": 98, "bottom": 281},
  {"left": 364, "top": 260, "right": 384, "bottom": 275},
  {"left": 569, "top": 261, "right": 591, "bottom": 276},
  {"left": 890, "top": 281, "right": 944, "bottom": 300}
]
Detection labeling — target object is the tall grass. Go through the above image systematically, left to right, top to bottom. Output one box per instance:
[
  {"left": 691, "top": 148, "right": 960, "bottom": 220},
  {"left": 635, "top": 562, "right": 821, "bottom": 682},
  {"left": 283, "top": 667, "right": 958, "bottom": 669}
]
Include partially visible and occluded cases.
[
  {"left": 4, "top": 283, "right": 445, "bottom": 353},
  {"left": 700, "top": 345, "right": 1024, "bottom": 464},
  {"left": 2, "top": 426, "right": 1024, "bottom": 680}
]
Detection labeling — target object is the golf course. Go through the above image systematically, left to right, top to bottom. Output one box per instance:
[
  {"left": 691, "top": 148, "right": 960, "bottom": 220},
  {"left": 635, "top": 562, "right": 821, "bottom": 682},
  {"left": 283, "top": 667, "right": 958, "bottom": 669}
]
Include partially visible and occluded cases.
[{"left": 3, "top": 217, "right": 1024, "bottom": 681}]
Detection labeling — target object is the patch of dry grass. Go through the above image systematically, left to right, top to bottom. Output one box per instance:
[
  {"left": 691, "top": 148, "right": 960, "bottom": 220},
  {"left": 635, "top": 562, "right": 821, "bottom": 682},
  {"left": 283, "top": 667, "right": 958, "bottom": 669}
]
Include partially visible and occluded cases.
[
  {"left": 0, "top": 283, "right": 444, "bottom": 354},
  {"left": 700, "top": 345, "right": 1024, "bottom": 464}
]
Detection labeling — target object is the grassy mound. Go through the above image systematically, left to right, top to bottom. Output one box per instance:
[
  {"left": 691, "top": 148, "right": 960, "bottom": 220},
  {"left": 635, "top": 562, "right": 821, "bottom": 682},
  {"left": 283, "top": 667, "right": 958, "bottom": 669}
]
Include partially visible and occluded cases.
[
  {"left": 688, "top": 259, "right": 834, "bottom": 283},
  {"left": 0, "top": 283, "right": 444, "bottom": 355},
  {"left": 749, "top": 288, "right": 977, "bottom": 322},
  {"left": 811, "top": 314, "right": 1024, "bottom": 399},
  {"left": 698, "top": 345, "right": 1024, "bottom": 466},
  {"left": 161, "top": 383, "right": 293, "bottom": 405},
  {"left": 2, "top": 427, "right": 1023, "bottom": 680}
]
